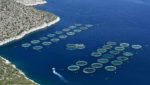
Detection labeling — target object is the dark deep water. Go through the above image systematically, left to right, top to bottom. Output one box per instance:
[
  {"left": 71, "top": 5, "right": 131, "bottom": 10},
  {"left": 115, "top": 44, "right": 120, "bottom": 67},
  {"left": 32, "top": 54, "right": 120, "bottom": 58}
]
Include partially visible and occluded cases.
[{"left": 0, "top": 0, "right": 150, "bottom": 85}]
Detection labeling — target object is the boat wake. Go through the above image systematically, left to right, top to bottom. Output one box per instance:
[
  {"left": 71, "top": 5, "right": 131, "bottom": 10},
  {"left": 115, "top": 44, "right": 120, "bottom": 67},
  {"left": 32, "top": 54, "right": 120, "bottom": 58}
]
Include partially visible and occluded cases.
[{"left": 52, "top": 68, "right": 69, "bottom": 83}]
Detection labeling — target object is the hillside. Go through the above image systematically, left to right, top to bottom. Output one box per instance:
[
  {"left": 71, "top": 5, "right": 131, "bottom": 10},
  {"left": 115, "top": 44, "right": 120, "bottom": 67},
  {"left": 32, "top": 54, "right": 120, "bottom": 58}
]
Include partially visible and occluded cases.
[{"left": 0, "top": 0, "right": 59, "bottom": 45}]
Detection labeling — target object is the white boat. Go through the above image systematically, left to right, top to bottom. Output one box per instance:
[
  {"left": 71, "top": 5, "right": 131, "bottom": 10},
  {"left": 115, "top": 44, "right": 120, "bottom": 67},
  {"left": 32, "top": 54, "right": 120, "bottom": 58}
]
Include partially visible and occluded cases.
[{"left": 52, "top": 67, "right": 55, "bottom": 71}]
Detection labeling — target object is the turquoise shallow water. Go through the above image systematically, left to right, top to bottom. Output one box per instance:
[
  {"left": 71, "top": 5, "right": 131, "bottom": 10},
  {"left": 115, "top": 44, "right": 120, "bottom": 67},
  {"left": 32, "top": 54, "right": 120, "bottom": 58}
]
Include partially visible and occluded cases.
[{"left": 0, "top": 0, "right": 150, "bottom": 85}]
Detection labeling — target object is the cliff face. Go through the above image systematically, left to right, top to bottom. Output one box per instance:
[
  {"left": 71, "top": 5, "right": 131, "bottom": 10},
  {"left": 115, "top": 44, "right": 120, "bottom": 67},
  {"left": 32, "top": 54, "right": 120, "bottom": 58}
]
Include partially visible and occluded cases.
[
  {"left": 0, "top": 0, "right": 58, "bottom": 43},
  {"left": 15, "top": 0, "right": 47, "bottom": 6}
]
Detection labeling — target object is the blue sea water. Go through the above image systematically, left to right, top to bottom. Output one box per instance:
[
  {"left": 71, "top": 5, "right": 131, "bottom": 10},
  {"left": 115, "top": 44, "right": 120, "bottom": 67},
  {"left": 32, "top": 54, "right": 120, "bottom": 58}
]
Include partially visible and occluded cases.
[{"left": 0, "top": 0, "right": 150, "bottom": 85}]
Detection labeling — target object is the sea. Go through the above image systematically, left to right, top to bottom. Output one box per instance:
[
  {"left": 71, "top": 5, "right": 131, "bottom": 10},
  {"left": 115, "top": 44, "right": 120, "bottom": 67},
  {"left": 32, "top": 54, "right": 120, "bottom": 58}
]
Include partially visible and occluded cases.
[{"left": 0, "top": 0, "right": 150, "bottom": 85}]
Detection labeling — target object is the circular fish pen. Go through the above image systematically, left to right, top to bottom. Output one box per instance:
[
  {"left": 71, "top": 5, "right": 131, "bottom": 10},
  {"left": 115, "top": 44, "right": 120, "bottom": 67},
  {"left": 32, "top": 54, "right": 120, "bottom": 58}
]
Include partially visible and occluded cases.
[
  {"left": 75, "top": 24, "right": 82, "bottom": 26},
  {"left": 85, "top": 24, "right": 93, "bottom": 28},
  {"left": 69, "top": 26, "right": 76, "bottom": 29},
  {"left": 80, "top": 27, "right": 88, "bottom": 30},
  {"left": 62, "top": 28, "right": 70, "bottom": 32},
  {"left": 73, "top": 29, "right": 82, "bottom": 33},
  {"left": 55, "top": 31, "right": 63, "bottom": 35},
  {"left": 66, "top": 32, "right": 75, "bottom": 36},
  {"left": 47, "top": 34, "right": 56, "bottom": 38},
  {"left": 59, "top": 35, "right": 68, "bottom": 39},
  {"left": 39, "top": 37, "right": 48, "bottom": 41},
  {"left": 50, "top": 38, "right": 60, "bottom": 43},
  {"left": 31, "top": 40, "right": 40, "bottom": 44},
  {"left": 42, "top": 42, "right": 52, "bottom": 46},
  {"left": 21, "top": 43, "right": 31, "bottom": 48},
  {"left": 120, "top": 43, "right": 130, "bottom": 47},
  {"left": 66, "top": 44, "right": 77, "bottom": 50},
  {"left": 75, "top": 44, "right": 85, "bottom": 50},
  {"left": 103, "top": 45, "right": 112, "bottom": 49},
  {"left": 131, "top": 45, "right": 142, "bottom": 49},
  {"left": 33, "top": 46, "right": 43, "bottom": 50},
  {"left": 115, "top": 46, "right": 125, "bottom": 51},
  {"left": 97, "top": 48, "right": 107, "bottom": 53},
  {"left": 109, "top": 50, "right": 120, "bottom": 55},
  {"left": 91, "top": 52, "right": 102, "bottom": 57},
  {"left": 123, "top": 52, "right": 134, "bottom": 57},
  {"left": 102, "top": 54, "right": 114, "bottom": 59},
  {"left": 117, "top": 56, "right": 128, "bottom": 61},
  {"left": 97, "top": 58, "right": 109, "bottom": 64},
  {"left": 111, "top": 60, "right": 123, "bottom": 66},
  {"left": 76, "top": 61, "right": 88, "bottom": 66},
  {"left": 91, "top": 63, "right": 103, "bottom": 69},
  {"left": 67, "top": 65, "right": 80, "bottom": 71},
  {"left": 105, "top": 66, "right": 117, "bottom": 71},
  {"left": 83, "top": 67, "right": 96, "bottom": 74}
]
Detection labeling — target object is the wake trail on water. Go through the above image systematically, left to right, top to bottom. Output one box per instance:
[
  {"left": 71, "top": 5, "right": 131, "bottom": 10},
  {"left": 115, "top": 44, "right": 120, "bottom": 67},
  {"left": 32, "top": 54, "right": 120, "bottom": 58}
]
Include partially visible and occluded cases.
[{"left": 53, "top": 69, "right": 69, "bottom": 83}]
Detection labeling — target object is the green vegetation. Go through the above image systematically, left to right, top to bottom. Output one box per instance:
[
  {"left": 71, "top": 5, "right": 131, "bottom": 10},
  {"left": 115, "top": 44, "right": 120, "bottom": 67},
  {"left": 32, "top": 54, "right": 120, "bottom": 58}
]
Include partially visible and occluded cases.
[
  {"left": 0, "top": 0, "right": 57, "bottom": 43},
  {"left": 0, "top": 57, "right": 38, "bottom": 85}
]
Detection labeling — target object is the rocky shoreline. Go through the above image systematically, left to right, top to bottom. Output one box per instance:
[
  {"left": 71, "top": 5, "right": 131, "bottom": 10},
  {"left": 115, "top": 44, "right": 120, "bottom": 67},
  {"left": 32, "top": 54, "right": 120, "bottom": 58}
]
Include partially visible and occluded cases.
[
  {"left": 0, "top": 0, "right": 60, "bottom": 84},
  {"left": 0, "top": 0, "right": 60, "bottom": 46},
  {"left": 15, "top": 0, "right": 47, "bottom": 6},
  {"left": 0, "top": 17, "right": 60, "bottom": 46},
  {"left": 0, "top": 56, "right": 39, "bottom": 85}
]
